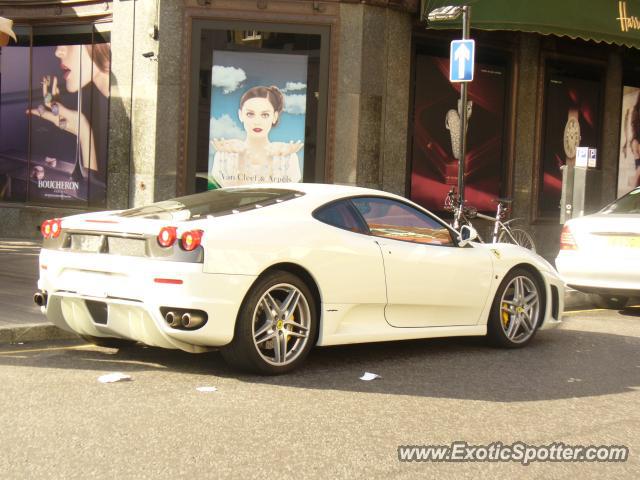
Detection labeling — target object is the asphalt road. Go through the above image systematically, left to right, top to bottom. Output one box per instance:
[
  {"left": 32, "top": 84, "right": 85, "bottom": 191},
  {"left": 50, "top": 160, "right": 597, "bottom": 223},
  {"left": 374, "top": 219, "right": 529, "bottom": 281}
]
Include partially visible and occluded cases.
[{"left": 0, "top": 308, "right": 639, "bottom": 479}]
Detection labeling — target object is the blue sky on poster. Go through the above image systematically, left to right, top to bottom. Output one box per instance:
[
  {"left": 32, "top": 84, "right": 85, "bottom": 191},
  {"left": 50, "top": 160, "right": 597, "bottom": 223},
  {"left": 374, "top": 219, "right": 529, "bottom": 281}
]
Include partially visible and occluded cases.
[{"left": 208, "top": 50, "right": 308, "bottom": 164}]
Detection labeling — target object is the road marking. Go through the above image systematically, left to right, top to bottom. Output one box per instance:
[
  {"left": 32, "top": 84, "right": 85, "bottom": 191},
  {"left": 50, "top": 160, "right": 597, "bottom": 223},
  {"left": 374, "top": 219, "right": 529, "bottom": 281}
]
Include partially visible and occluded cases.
[
  {"left": 564, "top": 304, "right": 640, "bottom": 315},
  {"left": 563, "top": 309, "right": 604, "bottom": 315},
  {"left": 0, "top": 344, "right": 93, "bottom": 356}
]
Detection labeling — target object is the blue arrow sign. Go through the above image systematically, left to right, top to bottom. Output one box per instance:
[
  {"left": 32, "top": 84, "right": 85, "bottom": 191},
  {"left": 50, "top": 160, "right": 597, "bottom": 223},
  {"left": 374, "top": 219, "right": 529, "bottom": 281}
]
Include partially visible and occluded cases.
[{"left": 449, "top": 39, "right": 475, "bottom": 83}]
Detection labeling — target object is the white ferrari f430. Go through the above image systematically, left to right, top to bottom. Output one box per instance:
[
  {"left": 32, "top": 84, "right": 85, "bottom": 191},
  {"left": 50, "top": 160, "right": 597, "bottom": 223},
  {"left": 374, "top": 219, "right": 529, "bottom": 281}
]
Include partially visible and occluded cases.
[{"left": 36, "top": 184, "right": 564, "bottom": 374}]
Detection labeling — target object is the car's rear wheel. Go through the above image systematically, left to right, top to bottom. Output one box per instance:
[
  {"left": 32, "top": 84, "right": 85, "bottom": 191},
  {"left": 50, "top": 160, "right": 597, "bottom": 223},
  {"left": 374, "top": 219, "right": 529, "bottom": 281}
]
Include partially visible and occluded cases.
[
  {"left": 487, "top": 268, "right": 543, "bottom": 348},
  {"left": 221, "top": 270, "right": 317, "bottom": 375},
  {"left": 590, "top": 294, "right": 628, "bottom": 310},
  {"left": 80, "top": 335, "right": 137, "bottom": 349}
]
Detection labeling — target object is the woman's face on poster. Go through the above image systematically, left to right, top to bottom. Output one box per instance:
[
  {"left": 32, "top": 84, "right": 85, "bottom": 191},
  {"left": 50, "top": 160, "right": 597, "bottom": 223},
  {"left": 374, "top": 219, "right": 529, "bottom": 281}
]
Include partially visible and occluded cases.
[
  {"left": 54, "top": 44, "right": 93, "bottom": 93},
  {"left": 238, "top": 97, "right": 278, "bottom": 139}
]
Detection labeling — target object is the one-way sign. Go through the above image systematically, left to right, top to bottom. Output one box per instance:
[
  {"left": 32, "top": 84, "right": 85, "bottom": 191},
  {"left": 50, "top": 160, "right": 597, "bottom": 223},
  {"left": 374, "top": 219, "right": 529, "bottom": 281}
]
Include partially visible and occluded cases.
[{"left": 449, "top": 39, "right": 475, "bottom": 83}]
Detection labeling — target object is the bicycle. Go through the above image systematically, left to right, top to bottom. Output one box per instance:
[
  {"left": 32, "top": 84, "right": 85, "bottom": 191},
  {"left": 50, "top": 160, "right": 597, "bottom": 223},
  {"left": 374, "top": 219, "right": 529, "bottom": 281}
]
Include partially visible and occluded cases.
[{"left": 444, "top": 187, "right": 536, "bottom": 252}]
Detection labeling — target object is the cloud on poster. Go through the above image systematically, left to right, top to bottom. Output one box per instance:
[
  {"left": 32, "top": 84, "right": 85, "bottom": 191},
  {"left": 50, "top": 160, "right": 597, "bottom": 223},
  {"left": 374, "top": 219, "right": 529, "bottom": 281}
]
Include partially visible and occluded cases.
[
  {"left": 212, "top": 66, "right": 247, "bottom": 94},
  {"left": 283, "top": 82, "right": 306, "bottom": 92},
  {"left": 284, "top": 94, "right": 306, "bottom": 115},
  {"left": 210, "top": 114, "right": 245, "bottom": 141}
]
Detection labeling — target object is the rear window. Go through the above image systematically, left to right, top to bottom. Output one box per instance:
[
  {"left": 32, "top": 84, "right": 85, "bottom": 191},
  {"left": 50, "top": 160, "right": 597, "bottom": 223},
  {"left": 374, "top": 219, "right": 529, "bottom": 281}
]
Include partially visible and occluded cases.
[
  {"left": 601, "top": 187, "right": 640, "bottom": 214},
  {"left": 117, "top": 188, "right": 303, "bottom": 220}
]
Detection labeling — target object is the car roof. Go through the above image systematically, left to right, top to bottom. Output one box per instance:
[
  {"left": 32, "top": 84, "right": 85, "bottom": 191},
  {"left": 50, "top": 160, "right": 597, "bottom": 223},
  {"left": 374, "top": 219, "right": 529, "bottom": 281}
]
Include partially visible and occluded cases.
[{"left": 223, "top": 182, "right": 402, "bottom": 204}]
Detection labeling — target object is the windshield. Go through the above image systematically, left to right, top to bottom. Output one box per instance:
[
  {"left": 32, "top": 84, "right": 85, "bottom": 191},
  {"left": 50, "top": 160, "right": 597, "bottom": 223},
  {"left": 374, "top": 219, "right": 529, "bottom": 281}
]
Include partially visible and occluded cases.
[
  {"left": 600, "top": 187, "right": 640, "bottom": 214},
  {"left": 117, "top": 188, "right": 303, "bottom": 220}
]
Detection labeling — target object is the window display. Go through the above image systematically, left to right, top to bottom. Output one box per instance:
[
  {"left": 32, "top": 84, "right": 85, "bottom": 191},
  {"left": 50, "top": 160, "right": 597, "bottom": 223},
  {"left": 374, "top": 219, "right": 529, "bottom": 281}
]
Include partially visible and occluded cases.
[
  {"left": 191, "top": 24, "right": 327, "bottom": 193},
  {"left": 0, "top": 25, "right": 110, "bottom": 206},
  {"left": 208, "top": 51, "right": 307, "bottom": 188},
  {"left": 410, "top": 52, "right": 510, "bottom": 213},
  {"left": 538, "top": 63, "right": 602, "bottom": 218}
]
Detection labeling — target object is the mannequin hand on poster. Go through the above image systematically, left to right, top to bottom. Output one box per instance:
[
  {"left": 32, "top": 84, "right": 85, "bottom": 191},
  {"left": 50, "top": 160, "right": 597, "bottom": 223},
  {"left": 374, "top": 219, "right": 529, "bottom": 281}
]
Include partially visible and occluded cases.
[
  {"left": 26, "top": 74, "right": 97, "bottom": 174},
  {"left": 211, "top": 138, "right": 303, "bottom": 186}
]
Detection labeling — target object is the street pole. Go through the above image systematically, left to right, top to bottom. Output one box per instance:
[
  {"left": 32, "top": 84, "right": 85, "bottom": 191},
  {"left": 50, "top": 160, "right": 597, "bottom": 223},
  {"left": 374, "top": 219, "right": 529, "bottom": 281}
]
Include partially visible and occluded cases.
[{"left": 456, "top": 5, "right": 471, "bottom": 225}]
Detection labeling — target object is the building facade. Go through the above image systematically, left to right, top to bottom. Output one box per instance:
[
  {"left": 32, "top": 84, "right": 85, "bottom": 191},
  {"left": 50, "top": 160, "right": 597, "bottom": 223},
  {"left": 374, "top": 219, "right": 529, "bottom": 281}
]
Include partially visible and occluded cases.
[{"left": 0, "top": 0, "right": 638, "bottom": 261}]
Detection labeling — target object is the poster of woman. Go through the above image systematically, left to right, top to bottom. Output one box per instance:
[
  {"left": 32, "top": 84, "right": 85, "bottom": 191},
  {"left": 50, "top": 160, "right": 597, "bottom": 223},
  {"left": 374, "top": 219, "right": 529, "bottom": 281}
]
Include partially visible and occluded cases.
[
  {"left": 25, "top": 40, "right": 110, "bottom": 205},
  {"left": 208, "top": 51, "right": 307, "bottom": 188},
  {"left": 618, "top": 85, "right": 640, "bottom": 197}
]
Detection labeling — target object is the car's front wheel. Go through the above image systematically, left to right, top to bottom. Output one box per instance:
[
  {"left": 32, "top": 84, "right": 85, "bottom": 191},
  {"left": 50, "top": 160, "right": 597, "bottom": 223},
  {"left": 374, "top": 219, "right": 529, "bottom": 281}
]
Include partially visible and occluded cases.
[
  {"left": 487, "top": 268, "right": 543, "bottom": 348},
  {"left": 221, "top": 270, "right": 317, "bottom": 374}
]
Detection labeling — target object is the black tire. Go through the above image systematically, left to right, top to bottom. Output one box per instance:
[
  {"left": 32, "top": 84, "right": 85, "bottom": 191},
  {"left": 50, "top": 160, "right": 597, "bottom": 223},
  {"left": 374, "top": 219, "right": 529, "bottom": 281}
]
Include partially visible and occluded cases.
[
  {"left": 498, "top": 228, "right": 536, "bottom": 252},
  {"left": 487, "top": 268, "right": 543, "bottom": 348},
  {"left": 221, "top": 270, "right": 318, "bottom": 375},
  {"left": 590, "top": 294, "right": 628, "bottom": 310},
  {"left": 80, "top": 334, "right": 137, "bottom": 349}
]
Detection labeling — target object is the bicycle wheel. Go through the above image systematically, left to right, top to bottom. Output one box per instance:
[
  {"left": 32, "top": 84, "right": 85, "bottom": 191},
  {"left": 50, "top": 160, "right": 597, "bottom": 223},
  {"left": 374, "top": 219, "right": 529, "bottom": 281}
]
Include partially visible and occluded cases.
[{"left": 498, "top": 228, "right": 536, "bottom": 252}]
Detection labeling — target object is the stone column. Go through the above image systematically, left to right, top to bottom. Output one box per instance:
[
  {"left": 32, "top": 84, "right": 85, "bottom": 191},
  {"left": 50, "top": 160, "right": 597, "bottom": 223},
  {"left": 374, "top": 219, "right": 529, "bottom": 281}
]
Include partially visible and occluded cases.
[
  {"left": 106, "top": 0, "right": 135, "bottom": 210},
  {"left": 128, "top": 0, "right": 161, "bottom": 207},
  {"left": 334, "top": 3, "right": 412, "bottom": 195},
  {"left": 600, "top": 50, "right": 622, "bottom": 206}
]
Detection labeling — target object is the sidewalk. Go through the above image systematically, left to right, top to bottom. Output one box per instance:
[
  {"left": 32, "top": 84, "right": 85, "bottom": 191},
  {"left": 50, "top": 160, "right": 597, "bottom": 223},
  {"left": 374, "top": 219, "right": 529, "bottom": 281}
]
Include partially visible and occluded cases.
[
  {"left": 0, "top": 238, "right": 595, "bottom": 344},
  {"left": 0, "top": 239, "right": 78, "bottom": 343}
]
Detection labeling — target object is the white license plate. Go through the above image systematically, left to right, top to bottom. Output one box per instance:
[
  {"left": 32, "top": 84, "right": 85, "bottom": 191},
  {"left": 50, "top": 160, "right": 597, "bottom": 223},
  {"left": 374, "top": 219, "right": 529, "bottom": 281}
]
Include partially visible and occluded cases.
[
  {"left": 71, "top": 234, "right": 103, "bottom": 253},
  {"left": 607, "top": 236, "right": 640, "bottom": 248},
  {"left": 108, "top": 237, "right": 146, "bottom": 256}
]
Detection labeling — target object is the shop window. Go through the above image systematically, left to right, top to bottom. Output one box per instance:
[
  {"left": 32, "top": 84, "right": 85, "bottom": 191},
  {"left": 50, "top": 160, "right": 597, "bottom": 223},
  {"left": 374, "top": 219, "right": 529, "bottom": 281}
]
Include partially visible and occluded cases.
[
  {"left": 188, "top": 21, "right": 329, "bottom": 193},
  {"left": 0, "top": 24, "right": 111, "bottom": 206},
  {"left": 409, "top": 44, "right": 512, "bottom": 214},
  {"left": 537, "top": 60, "right": 603, "bottom": 219}
]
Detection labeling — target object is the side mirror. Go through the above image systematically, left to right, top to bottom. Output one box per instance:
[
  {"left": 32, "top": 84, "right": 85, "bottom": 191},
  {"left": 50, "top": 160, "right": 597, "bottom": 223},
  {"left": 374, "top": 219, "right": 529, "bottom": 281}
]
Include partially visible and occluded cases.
[{"left": 457, "top": 225, "right": 478, "bottom": 247}]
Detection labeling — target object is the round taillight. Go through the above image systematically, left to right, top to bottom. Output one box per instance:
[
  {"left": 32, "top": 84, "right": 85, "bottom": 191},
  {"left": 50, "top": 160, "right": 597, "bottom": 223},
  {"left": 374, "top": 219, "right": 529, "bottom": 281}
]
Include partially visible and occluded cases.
[
  {"left": 50, "top": 219, "right": 62, "bottom": 238},
  {"left": 41, "top": 220, "right": 52, "bottom": 239},
  {"left": 158, "top": 226, "right": 177, "bottom": 247},
  {"left": 181, "top": 230, "right": 203, "bottom": 251}
]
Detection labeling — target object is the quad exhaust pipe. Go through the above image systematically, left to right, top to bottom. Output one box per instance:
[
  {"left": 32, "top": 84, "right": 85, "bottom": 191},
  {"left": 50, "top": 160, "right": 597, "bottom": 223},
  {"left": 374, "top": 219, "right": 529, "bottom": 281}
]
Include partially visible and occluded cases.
[
  {"left": 33, "top": 291, "right": 48, "bottom": 307},
  {"left": 164, "top": 310, "right": 207, "bottom": 330},
  {"left": 164, "top": 311, "right": 181, "bottom": 328},
  {"left": 181, "top": 312, "right": 205, "bottom": 329}
]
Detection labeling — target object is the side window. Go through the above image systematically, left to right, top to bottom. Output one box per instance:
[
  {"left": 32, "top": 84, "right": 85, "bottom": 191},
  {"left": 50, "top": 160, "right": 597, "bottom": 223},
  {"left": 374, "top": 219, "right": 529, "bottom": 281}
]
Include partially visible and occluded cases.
[
  {"left": 351, "top": 197, "right": 454, "bottom": 246},
  {"left": 313, "top": 200, "right": 369, "bottom": 234}
]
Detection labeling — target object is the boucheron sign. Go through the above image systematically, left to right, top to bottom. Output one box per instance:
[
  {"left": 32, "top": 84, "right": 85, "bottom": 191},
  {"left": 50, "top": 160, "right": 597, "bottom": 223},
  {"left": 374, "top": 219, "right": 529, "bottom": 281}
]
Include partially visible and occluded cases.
[{"left": 617, "top": 1, "right": 640, "bottom": 32}]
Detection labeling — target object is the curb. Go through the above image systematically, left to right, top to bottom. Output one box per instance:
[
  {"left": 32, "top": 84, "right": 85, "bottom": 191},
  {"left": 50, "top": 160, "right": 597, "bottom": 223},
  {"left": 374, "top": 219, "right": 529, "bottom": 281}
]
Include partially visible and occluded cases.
[{"left": 0, "top": 323, "right": 79, "bottom": 345}]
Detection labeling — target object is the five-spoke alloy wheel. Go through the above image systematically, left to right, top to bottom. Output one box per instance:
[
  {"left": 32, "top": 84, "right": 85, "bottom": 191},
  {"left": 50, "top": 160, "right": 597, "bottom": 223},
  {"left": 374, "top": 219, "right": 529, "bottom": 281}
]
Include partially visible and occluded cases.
[
  {"left": 487, "top": 268, "right": 543, "bottom": 348},
  {"left": 222, "top": 270, "right": 317, "bottom": 374}
]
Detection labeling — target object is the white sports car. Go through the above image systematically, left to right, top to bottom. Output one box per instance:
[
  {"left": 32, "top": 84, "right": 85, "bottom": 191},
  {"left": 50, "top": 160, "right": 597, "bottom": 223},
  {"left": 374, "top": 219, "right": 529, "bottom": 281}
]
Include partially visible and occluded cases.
[
  {"left": 36, "top": 183, "right": 564, "bottom": 374},
  {"left": 556, "top": 186, "right": 640, "bottom": 309}
]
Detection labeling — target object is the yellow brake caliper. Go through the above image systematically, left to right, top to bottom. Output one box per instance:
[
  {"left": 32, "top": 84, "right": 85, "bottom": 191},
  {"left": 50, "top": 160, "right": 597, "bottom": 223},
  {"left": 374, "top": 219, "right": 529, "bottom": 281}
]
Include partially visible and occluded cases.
[
  {"left": 501, "top": 303, "right": 510, "bottom": 327},
  {"left": 285, "top": 314, "right": 294, "bottom": 342}
]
